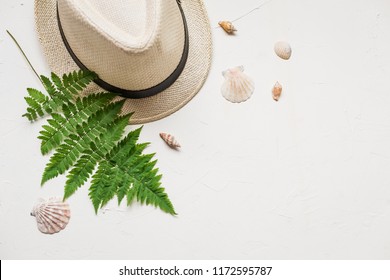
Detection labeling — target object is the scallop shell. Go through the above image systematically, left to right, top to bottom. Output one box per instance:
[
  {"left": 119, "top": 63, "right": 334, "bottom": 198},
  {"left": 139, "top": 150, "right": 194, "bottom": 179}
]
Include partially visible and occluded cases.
[
  {"left": 218, "top": 21, "right": 237, "bottom": 34},
  {"left": 274, "top": 41, "right": 292, "bottom": 60},
  {"left": 221, "top": 66, "right": 255, "bottom": 103},
  {"left": 272, "top": 82, "right": 283, "bottom": 101},
  {"left": 160, "top": 133, "right": 181, "bottom": 149},
  {"left": 31, "top": 198, "right": 71, "bottom": 234}
]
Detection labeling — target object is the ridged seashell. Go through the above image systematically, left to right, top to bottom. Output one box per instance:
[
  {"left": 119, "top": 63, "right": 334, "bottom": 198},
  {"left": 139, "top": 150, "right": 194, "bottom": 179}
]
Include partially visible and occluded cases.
[
  {"left": 218, "top": 21, "right": 237, "bottom": 34},
  {"left": 274, "top": 41, "right": 292, "bottom": 60},
  {"left": 221, "top": 66, "right": 255, "bottom": 103},
  {"left": 272, "top": 82, "right": 283, "bottom": 101},
  {"left": 160, "top": 133, "right": 181, "bottom": 149},
  {"left": 31, "top": 198, "right": 71, "bottom": 234}
]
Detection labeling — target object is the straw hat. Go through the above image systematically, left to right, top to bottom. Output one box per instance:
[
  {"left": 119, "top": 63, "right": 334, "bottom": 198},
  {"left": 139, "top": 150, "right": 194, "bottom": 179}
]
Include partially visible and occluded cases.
[{"left": 34, "top": 0, "right": 212, "bottom": 124}]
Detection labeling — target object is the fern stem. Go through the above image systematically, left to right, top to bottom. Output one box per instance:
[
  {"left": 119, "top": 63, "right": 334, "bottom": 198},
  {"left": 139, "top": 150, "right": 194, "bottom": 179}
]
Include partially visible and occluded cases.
[{"left": 6, "top": 30, "right": 43, "bottom": 85}]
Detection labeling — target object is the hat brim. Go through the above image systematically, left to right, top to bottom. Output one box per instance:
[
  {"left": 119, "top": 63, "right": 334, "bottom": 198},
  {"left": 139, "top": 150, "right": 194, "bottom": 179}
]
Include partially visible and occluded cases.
[{"left": 35, "top": 0, "right": 212, "bottom": 124}]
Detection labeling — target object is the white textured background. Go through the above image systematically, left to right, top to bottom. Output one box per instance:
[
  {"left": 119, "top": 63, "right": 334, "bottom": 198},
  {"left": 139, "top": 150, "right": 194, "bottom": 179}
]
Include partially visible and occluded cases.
[{"left": 1, "top": 0, "right": 390, "bottom": 259}]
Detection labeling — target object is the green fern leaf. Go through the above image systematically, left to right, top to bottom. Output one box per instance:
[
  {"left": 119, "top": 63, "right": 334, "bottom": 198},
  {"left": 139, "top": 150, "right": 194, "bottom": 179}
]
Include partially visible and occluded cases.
[
  {"left": 23, "top": 69, "right": 175, "bottom": 215},
  {"left": 39, "top": 70, "right": 97, "bottom": 117},
  {"left": 57, "top": 70, "right": 97, "bottom": 97},
  {"left": 50, "top": 72, "right": 63, "bottom": 91},
  {"left": 41, "top": 74, "right": 71, "bottom": 108},
  {"left": 40, "top": 75, "right": 56, "bottom": 97},
  {"left": 22, "top": 88, "right": 50, "bottom": 121},
  {"left": 27, "top": 88, "right": 48, "bottom": 104},
  {"left": 38, "top": 93, "right": 115, "bottom": 155},
  {"left": 24, "top": 97, "right": 44, "bottom": 117},
  {"left": 41, "top": 101, "right": 124, "bottom": 185},
  {"left": 61, "top": 102, "right": 73, "bottom": 120},
  {"left": 26, "top": 107, "right": 38, "bottom": 121},
  {"left": 38, "top": 113, "right": 67, "bottom": 154},
  {"left": 63, "top": 114, "right": 130, "bottom": 199},
  {"left": 97, "top": 114, "right": 132, "bottom": 155},
  {"left": 108, "top": 127, "right": 143, "bottom": 163},
  {"left": 89, "top": 134, "right": 176, "bottom": 215},
  {"left": 119, "top": 144, "right": 175, "bottom": 214},
  {"left": 63, "top": 150, "right": 97, "bottom": 200},
  {"left": 89, "top": 161, "right": 113, "bottom": 212},
  {"left": 100, "top": 166, "right": 122, "bottom": 208},
  {"left": 135, "top": 172, "right": 175, "bottom": 215},
  {"left": 117, "top": 176, "right": 135, "bottom": 205},
  {"left": 125, "top": 182, "right": 138, "bottom": 205}
]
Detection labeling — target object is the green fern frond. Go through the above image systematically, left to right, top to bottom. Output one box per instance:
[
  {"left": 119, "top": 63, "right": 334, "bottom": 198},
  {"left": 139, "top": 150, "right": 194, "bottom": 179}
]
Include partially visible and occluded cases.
[
  {"left": 22, "top": 69, "right": 175, "bottom": 215},
  {"left": 23, "top": 70, "right": 97, "bottom": 121},
  {"left": 48, "top": 70, "right": 97, "bottom": 98},
  {"left": 50, "top": 72, "right": 62, "bottom": 89},
  {"left": 40, "top": 75, "right": 57, "bottom": 97},
  {"left": 22, "top": 88, "right": 49, "bottom": 121},
  {"left": 26, "top": 88, "right": 48, "bottom": 103},
  {"left": 38, "top": 93, "right": 115, "bottom": 155},
  {"left": 24, "top": 97, "right": 44, "bottom": 117},
  {"left": 41, "top": 101, "right": 124, "bottom": 185},
  {"left": 63, "top": 114, "right": 131, "bottom": 199},
  {"left": 94, "top": 114, "right": 133, "bottom": 156},
  {"left": 87, "top": 121, "right": 176, "bottom": 214},
  {"left": 108, "top": 127, "right": 143, "bottom": 163},
  {"left": 89, "top": 137, "right": 176, "bottom": 215},
  {"left": 63, "top": 150, "right": 97, "bottom": 200},
  {"left": 89, "top": 161, "right": 114, "bottom": 212},
  {"left": 125, "top": 182, "right": 138, "bottom": 205}
]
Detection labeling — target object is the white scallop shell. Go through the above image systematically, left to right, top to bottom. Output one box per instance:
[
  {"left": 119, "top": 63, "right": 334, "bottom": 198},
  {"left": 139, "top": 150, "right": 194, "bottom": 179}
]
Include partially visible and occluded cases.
[
  {"left": 274, "top": 41, "right": 292, "bottom": 60},
  {"left": 221, "top": 66, "right": 255, "bottom": 103},
  {"left": 160, "top": 133, "right": 181, "bottom": 149},
  {"left": 31, "top": 198, "right": 71, "bottom": 234}
]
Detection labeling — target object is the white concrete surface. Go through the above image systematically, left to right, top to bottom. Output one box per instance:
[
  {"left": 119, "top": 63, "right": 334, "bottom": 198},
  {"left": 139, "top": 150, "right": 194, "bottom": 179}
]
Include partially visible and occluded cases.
[{"left": 1, "top": 0, "right": 390, "bottom": 259}]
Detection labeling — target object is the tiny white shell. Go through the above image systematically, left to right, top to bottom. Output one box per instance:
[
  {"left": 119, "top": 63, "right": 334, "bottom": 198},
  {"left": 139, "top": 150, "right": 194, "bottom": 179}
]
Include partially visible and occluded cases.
[
  {"left": 274, "top": 41, "right": 292, "bottom": 60},
  {"left": 221, "top": 66, "right": 255, "bottom": 103},
  {"left": 272, "top": 81, "right": 283, "bottom": 101},
  {"left": 160, "top": 133, "right": 181, "bottom": 149},
  {"left": 31, "top": 198, "right": 71, "bottom": 234}
]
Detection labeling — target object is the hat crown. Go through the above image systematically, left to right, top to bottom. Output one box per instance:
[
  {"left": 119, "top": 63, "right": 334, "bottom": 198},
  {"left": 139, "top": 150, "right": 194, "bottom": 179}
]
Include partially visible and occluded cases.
[
  {"left": 58, "top": 0, "right": 185, "bottom": 91},
  {"left": 67, "top": 0, "right": 160, "bottom": 51}
]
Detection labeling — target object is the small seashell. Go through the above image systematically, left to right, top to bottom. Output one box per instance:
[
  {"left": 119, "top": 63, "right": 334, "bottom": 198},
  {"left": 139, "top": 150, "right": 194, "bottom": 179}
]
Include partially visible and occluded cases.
[
  {"left": 218, "top": 21, "right": 237, "bottom": 34},
  {"left": 274, "top": 41, "right": 292, "bottom": 60},
  {"left": 221, "top": 66, "right": 255, "bottom": 103},
  {"left": 272, "top": 82, "right": 283, "bottom": 101},
  {"left": 160, "top": 133, "right": 181, "bottom": 149},
  {"left": 31, "top": 198, "right": 71, "bottom": 234}
]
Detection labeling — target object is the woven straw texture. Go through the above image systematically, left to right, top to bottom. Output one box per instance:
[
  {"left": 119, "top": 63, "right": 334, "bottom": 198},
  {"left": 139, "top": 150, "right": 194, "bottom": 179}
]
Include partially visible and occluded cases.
[{"left": 35, "top": 0, "right": 212, "bottom": 124}]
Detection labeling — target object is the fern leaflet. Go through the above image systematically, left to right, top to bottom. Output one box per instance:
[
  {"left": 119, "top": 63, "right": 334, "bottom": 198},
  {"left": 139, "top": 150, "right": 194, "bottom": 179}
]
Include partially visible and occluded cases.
[
  {"left": 23, "top": 70, "right": 175, "bottom": 215},
  {"left": 24, "top": 70, "right": 97, "bottom": 121}
]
